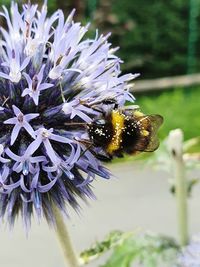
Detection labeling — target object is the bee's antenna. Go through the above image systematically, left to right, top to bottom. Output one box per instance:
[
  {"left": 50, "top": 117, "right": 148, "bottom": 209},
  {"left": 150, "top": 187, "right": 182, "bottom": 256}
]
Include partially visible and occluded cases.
[{"left": 64, "top": 122, "right": 87, "bottom": 127}]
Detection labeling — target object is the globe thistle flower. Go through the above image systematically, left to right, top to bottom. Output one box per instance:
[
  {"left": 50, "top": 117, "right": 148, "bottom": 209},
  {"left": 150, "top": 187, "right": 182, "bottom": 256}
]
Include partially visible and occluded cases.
[
  {"left": 0, "top": 2, "right": 138, "bottom": 228},
  {"left": 178, "top": 234, "right": 200, "bottom": 267}
]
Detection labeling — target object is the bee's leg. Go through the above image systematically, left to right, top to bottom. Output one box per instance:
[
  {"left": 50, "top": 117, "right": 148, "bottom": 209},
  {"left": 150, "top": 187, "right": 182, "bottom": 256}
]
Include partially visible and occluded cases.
[
  {"left": 80, "top": 98, "right": 118, "bottom": 114},
  {"left": 80, "top": 101, "right": 104, "bottom": 114},
  {"left": 114, "top": 103, "right": 119, "bottom": 109},
  {"left": 64, "top": 122, "right": 86, "bottom": 127},
  {"left": 74, "top": 138, "right": 94, "bottom": 159},
  {"left": 76, "top": 138, "right": 113, "bottom": 162},
  {"left": 96, "top": 153, "right": 112, "bottom": 162}
]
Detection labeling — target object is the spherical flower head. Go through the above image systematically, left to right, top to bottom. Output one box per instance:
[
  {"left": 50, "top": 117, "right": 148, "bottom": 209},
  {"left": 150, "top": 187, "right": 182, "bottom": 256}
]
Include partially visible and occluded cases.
[
  {"left": 0, "top": 2, "right": 138, "bottom": 228},
  {"left": 178, "top": 234, "right": 200, "bottom": 267}
]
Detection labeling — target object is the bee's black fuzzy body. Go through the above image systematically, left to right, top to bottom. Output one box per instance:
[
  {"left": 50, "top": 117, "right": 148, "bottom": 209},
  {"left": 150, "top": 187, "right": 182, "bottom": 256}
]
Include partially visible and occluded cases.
[{"left": 87, "top": 108, "right": 163, "bottom": 159}]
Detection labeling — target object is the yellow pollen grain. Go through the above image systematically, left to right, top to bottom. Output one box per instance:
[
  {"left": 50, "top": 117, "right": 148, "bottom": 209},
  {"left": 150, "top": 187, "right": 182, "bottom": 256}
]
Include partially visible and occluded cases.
[
  {"left": 107, "top": 111, "right": 124, "bottom": 154},
  {"left": 141, "top": 130, "right": 149, "bottom": 137}
]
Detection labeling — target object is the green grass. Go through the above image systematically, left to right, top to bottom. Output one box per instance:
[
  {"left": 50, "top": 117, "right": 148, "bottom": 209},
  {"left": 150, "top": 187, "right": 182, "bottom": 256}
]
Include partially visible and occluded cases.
[{"left": 135, "top": 87, "right": 200, "bottom": 140}]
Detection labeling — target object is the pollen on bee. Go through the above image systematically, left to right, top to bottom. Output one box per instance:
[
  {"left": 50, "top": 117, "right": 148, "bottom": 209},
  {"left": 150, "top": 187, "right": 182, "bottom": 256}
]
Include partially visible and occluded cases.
[
  {"left": 106, "top": 110, "right": 124, "bottom": 154},
  {"left": 95, "top": 128, "right": 105, "bottom": 136},
  {"left": 141, "top": 130, "right": 149, "bottom": 136}
]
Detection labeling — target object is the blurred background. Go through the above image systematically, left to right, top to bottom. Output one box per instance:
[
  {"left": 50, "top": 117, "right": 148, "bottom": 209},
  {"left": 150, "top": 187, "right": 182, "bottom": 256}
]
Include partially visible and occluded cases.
[{"left": 0, "top": 1, "right": 200, "bottom": 267}]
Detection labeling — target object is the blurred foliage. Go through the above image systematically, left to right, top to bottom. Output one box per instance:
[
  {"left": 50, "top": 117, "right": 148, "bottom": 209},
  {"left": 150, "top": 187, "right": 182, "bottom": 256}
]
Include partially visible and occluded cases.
[
  {"left": 1, "top": 0, "right": 199, "bottom": 78},
  {"left": 98, "top": 0, "right": 192, "bottom": 78},
  {"left": 135, "top": 87, "right": 200, "bottom": 140},
  {"left": 146, "top": 134, "right": 200, "bottom": 196},
  {"left": 80, "top": 230, "right": 132, "bottom": 264},
  {"left": 80, "top": 231, "right": 179, "bottom": 267},
  {"left": 102, "top": 233, "right": 179, "bottom": 267}
]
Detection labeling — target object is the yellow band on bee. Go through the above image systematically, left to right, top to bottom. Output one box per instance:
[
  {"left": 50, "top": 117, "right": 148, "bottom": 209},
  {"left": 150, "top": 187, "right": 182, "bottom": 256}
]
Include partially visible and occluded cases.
[{"left": 107, "top": 111, "right": 124, "bottom": 154}]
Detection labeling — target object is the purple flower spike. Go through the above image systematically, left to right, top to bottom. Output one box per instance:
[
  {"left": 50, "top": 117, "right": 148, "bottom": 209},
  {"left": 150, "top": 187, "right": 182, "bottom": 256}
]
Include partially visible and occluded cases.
[{"left": 0, "top": 1, "right": 138, "bottom": 228}]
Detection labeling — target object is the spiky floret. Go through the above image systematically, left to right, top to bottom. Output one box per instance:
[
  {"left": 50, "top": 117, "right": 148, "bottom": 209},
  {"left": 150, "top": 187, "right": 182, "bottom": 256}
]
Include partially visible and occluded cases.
[{"left": 0, "top": 2, "right": 138, "bottom": 228}]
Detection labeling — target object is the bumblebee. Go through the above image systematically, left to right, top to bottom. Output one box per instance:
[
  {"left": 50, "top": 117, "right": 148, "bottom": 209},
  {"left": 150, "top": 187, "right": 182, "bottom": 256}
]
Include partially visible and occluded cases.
[
  {"left": 64, "top": 101, "right": 163, "bottom": 160},
  {"left": 87, "top": 106, "right": 163, "bottom": 159}
]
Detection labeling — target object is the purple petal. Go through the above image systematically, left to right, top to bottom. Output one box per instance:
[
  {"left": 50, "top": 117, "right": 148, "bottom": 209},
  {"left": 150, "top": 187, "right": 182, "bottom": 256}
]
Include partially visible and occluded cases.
[
  {"left": 20, "top": 57, "right": 30, "bottom": 71},
  {"left": 1, "top": 62, "right": 9, "bottom": 67},
  {"left": 37, "top": 65, "right": 45, "bottom": 84},
  {"left": 0, "top": 72, "right": 10, "bottom": 80},
  {"left": 23, "top": 72, "right": 32, "bottom": 86},
  {"left": 39, "top": 83, "right": 54, "bottom": 90},
  {"left": 22, "top": 88, "right": 32, "bottom": 97},
  {"left": 32, "top": 93, "right": 39, "bottom": 106},
  {"left": 12, "top": 105, "right": 22, "bottom": 116},
  {"left": 74, "top": 109, "right": 92, "bottom": 122},
  {"left": 24, "top": 113, "right": 39, "bottom": 121},
  {"left": 4, "top": 117, "right": 18, "bottom": 124},
  {"left": 23, "top": 122, "right": 36, "bottom": 139},
  {"left": 10, "top": 124, "right": 21, "bottom": 145},
  {"left": 50, "top": 133, "right": 71, "bottom": 144},
  {"left": 25, "top": 137, "right": 42, "bottom": 156},
  {"left": 43, "top": 139, "right": 60, "bottom": 165},
  {"left": 70, "top": 143, "right": 81, "bottom": 165},
  {"left": 64, "top": 144, "right": 75, "bottom": 164},
  {"left": 5, "top": 148, "right": 21, "bottom": 161},
  {"left": 0, "top": 156, "right": 10, "bottom": 163},
  {"left": 30, "top": 156, "right": 46, "bottom": 163},
  {"left": 13, "top": 162, "right": 22, "bottom": 173},
  {"left": 29, "top": 162, "right": 37, "bottom": 174},
  {"left": 42, "top": 165, "right": 57, "bottom": 173},
  {"left": 0, "top": 166, "right": 9, "bottom": 183},
  {"left": 31, "top": 171, "right": 39, "bottom": 189},
  {"left": 77, "top": 174, "right": 93, "bottom": 188},
  {"left": 20, "top": 175, "right": 31, "bottom": 193},
  {"left": 38, "top": 177, "right": 58, "bottom": 193},
  {"left": 3, "top": 179, "right": 20, "bottom": 190}
]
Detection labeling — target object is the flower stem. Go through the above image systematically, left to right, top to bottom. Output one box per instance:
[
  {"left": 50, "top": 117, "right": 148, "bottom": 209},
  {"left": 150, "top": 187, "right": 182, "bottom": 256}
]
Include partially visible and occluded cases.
[
  {"left": 168, "top": 129, "right": 189, "bottom": 246},
  {"left": 174, "top": 152, "right": 188, "bottom": 246},
  {"left": 52, "top": 204, "right": 80, "bottom": 267}
]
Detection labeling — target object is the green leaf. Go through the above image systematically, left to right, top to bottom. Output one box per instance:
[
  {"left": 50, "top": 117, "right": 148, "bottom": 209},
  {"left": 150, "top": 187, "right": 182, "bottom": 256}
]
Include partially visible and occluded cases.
[
  {"left": 80, "top": 230, "right": 133, "bottom": 264},
  {"left": 100, "top": 232, "right": 179, "bottom": 267},
  {"left": 100, "top": 238, "right": 139, "bottom": 267}
]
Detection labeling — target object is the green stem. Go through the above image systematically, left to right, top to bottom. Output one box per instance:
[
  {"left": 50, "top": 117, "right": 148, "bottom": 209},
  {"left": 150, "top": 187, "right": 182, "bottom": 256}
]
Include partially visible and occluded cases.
[
  {"left": 169, "top": 129, "right": 189, "bottom": 246},
  {"left": 174, "top": 154, "right": 188, "bottom": 246},
  {"left": 53, "top": 204, "right": 80, "bottom": 267}
]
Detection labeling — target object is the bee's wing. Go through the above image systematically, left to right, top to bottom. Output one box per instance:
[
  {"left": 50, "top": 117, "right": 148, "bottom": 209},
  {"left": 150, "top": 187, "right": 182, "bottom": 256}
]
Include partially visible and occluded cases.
[
  {"left": 134, "top": 114, "right": 163, "bottom": 152},
  {"left": 145, "top": 114, "right": 163, "bottom": 152}
]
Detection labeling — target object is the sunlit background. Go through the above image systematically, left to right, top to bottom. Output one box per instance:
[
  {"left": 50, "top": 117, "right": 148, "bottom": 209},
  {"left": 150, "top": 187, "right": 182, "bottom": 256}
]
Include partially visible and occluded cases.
[{"left": 0, "top": 1, "right": 200, "bottom": 267}]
